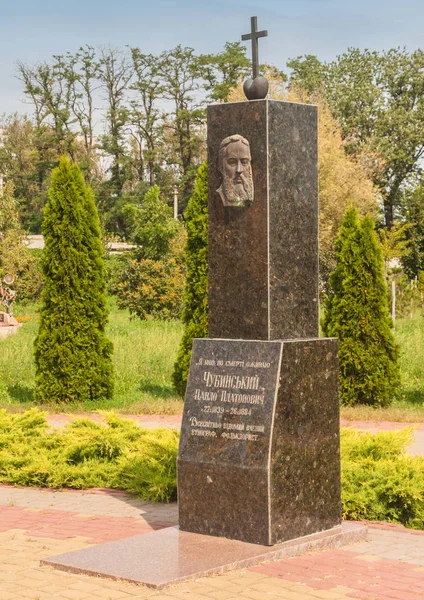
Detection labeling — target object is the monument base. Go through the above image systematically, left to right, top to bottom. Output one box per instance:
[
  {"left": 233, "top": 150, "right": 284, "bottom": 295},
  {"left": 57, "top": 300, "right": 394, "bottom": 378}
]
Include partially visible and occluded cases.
[
  {"left": 0, "top": 311, "right": 21, "bottom": 338},
  {"left": 0, "top": 323, "right": 22, "bottom": 339},
  {"left": 178, "top": 337, "right": 340, "bottom": 545},
  {"left": 42, "top": 522, "right": 367, "bottom": 589}
]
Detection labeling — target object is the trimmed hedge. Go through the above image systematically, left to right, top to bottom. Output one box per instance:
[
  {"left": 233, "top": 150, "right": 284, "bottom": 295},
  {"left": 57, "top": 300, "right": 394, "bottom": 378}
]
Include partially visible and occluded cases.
[
  {"left": 0, "top": 409, "right": 423, "bottom": 529},
  {"left": 0, "top": 410, "right": 178, "bottom": 502},
  {"left": 341, "top": 427, "right": 424, "bottom": 529}
]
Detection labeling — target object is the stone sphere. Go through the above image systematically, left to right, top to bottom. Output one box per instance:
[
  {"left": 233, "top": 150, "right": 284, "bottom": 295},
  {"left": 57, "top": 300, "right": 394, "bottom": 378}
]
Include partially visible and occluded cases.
[{"left": 243, "top": 76, "right": 269, "bottom": 101}]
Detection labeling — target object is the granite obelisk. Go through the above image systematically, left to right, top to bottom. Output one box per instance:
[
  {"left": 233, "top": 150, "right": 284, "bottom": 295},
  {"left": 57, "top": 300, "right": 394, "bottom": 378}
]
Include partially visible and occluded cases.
[{"left": 178, "top": 16, "right": 341, "bottom": 546}]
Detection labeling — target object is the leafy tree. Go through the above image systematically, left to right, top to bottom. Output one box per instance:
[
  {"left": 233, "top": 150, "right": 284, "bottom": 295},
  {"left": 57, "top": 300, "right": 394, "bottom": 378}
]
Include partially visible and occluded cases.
[
  {"left": 9, "top": 41, "right": 292, "bottom": 232},
  {"left": 200, "top": 42, "right": 250, "bottom": 102},
  {"left": 63, "top": 46, "right": 102, "bottom": 183},
  {"left": 98, "top": 46, "right": 132, "bottom": 197},
  {"left": 158, "top": 46, "right": 206, "bottom": 206},
  {"left": 92, "top": 48, "right": 133, "bottom": 234},
  {"left": 288, "top": 48, "right": 424, "bottom": 228},
  {"left": 129, "top": 50, "right": 164, "bottom": 186},
  {"left": 287, "top": 54, "right": 327, "bottom": 95},
  {"left": 17, "top": 59, "right": 78, "bottom": 158},
  {"left": 303, "top": 91, "right": 378, "bottom": 254},
  {"left": 0, "top": 114, "right": 54, "bottom": 231},
  {"left": 34, "top": 157, "right": 114, "bottom": 403},
  {"left": 173, "top": 163, "right": 208, "bottom": 396},
  {"left": 0, "top": 181, "right": 42, "bottom": 302},
  {"left": 0, "top": 181, "right": 20, "bottom": 232},
  {"left": 401, "top": 182, "right": 424, "bottom": 278},
  {"left": 117, "top": 185, "right": 185, "bottom": 320},
  {"left": 123, "top": 185, "right": 180, "bottom": 258},
  {"left": 322, "top": 207, "right": 400, "bottom": 406},
  {"left": 377, "top": 222, "right": 411, "bottom": 275}
]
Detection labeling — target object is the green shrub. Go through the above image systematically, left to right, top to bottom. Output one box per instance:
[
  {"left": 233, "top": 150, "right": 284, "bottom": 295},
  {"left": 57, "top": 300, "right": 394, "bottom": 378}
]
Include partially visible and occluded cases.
[
  {"left": 34, "top": 157, "right": 114, "bottom": 403},
  {"left": 173, "top": 163, "right": 208, "bottom": 396},
  {"left": 0, "top": 181, "right": 43, "bottom": 303},
  {"left": 401, "top": 182, "right": 424, "bottom": 279},
  {"left": 124, "top": 185, "right": 181, "bottom": 260},
  {"left": 116, "top": 186, "right": 186, "bottom": 321},
  {"left": 323, "top": 207, "right": 400, "bottom": 406},
  {"left": 0, "top": 231, "right": 43, "bottom": 303},
  {"left": 18, "top": 249, "right": 43, "bottom": 303},
  {"left": 116, "top": 252, "right": 185, "bottom": 321},
  {"left": 104, "top": 253, "right": 127, "bottom": 296},
  {"left": 0, "top": 381, "right": 12, "bottom": 405},
  {"left": 0, "top": 409, "right": 423, "bottom": 525},
  {"left": 0, "top": 409, "right": 178, "bottom": 501},
  {"left": 116, "top": 428, "right": 179, "bottom": 502},
  {"left": 341, "top": 428, "right": 424, "bottom": 529}
]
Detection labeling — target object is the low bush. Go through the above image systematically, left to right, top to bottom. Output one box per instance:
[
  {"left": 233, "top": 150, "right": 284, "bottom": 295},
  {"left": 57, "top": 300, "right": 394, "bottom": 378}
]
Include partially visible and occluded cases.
[
  {"left": 104, "top": 253, "right": 127, "bottom": 296},
  {"left": 116, "top": 253, "right": 185, "bottom": 321},
  {"left": 0, "top": 409, "right": 178, "bottom": 502},
  {"left": 0, "top": 410, "right": 422, "bottom": 527},
  {"left": 341, "top": 427, "right": 424, "bottom": 529}
]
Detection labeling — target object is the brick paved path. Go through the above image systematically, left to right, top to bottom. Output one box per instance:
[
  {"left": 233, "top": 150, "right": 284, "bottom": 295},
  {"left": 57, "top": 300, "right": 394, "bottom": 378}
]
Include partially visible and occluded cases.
[{"left": 1, "top": 484, "right": 424, "bottom": 600}]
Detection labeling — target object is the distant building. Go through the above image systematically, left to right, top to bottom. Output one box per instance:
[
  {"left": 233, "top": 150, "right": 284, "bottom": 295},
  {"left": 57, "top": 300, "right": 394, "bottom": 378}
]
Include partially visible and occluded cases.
[{"left": 25, "top": 235, "right": 136, "bottom": 254}]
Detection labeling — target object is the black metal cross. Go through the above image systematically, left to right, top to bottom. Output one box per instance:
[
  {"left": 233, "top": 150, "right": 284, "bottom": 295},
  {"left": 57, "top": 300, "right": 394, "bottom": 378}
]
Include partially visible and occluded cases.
[{"left": 242, "top": 16, "right": 268, "bottom": 80}]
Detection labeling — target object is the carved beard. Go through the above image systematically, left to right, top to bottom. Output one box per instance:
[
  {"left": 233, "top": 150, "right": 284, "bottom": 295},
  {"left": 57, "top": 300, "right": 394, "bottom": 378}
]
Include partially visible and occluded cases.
[{"left": 222, "top": 172, "right": 254, "bottom": 206}]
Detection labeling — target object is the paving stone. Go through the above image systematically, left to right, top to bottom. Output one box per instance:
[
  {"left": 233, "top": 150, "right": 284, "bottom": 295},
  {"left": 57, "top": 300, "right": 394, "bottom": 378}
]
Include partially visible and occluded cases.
[
  {"left": 1, "top": 479, "right": 424, "bottom": 600},
  {"left": 202, "top": 590, "right": 236, "bottom": 599}
]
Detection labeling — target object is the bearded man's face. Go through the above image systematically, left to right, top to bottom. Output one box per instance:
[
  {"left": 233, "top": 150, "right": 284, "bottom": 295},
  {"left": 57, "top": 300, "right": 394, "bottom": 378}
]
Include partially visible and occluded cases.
[{"left": 220, "top": 141, "right": 254, "bottom": 206}]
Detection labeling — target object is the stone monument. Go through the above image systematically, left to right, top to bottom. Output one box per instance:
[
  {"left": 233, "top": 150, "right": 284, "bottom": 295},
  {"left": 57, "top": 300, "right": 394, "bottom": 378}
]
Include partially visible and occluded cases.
[
  {"left": 178, "top": 16, "right": 341, "bottom": 546},
  {"left": 42, "top": 18, "right": 366, "bottom": 588},
  {"left": 0, "top": 275, "right": 21, "bottom": 338}
]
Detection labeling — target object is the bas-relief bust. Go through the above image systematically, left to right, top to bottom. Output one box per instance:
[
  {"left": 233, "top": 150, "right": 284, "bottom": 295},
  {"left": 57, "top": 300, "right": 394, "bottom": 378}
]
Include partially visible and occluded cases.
[{"left": 217, "top": 135, "right": 254, "bottom": 207}]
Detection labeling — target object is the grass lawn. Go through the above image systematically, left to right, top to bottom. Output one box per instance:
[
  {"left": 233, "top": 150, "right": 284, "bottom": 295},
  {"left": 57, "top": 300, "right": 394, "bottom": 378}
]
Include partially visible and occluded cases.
[
  {"left": 0, "top": 299, "right": 183, "bottom": 414},
  {"left": 1, "top": 301, "right": 423, "bottom": 421},
  {"left": 342, "top": 314, "right": 424, "bottom": 422}
]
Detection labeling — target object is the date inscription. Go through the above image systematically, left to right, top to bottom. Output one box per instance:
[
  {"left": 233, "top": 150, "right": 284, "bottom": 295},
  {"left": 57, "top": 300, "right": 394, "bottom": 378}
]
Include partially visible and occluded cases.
[{"left": 184, "top": 341, "right": 281, "bottom": 446}]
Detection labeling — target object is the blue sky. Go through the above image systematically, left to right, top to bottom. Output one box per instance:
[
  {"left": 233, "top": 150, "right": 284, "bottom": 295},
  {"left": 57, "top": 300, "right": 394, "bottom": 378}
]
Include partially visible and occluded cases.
[{"left": 1, "top": 0, "right": 424, "bottom": 115}]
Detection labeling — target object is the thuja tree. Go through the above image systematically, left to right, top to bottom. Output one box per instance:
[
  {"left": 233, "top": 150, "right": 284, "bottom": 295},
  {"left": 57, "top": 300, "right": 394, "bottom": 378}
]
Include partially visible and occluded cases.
[
  {"left": 34, "top": 157, "right": 114, "bottom": 402},
  {"left": 173, "top": 163, "right": 208, "bottom": 396},
  {"left": 322, "top": 207, "right": 400, "bottom": 406}
]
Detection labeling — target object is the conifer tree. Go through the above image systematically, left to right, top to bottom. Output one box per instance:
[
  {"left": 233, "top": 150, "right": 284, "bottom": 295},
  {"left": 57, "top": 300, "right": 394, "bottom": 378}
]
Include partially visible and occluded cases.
[
  {"left": 34, "top": 157, "right": 114, "bottom": 402},
  {"left": 172, "top": 163, "right": 208, "bottom": 396},
  {"left": 322, "top": 207, "right": 400, "bottom": 406}
]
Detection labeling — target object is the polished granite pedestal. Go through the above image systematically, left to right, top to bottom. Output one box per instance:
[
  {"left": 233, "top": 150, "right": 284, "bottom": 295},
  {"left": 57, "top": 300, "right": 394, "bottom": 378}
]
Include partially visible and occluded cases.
[
  {"left": 178, "top": 337, "right": 340, "bottom": 545},
  {"left": 42, "top": 522, "right": 368, "bottom": 589}
]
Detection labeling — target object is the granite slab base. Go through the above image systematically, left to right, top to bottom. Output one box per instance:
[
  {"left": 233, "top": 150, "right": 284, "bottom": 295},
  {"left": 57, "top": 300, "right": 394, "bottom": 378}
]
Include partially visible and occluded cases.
[
  {"left": 0, "top": 324, "right": 22, "bottom": 338},
  {"left": 42, "top": 523, "right": 367, "bottom": 589}
]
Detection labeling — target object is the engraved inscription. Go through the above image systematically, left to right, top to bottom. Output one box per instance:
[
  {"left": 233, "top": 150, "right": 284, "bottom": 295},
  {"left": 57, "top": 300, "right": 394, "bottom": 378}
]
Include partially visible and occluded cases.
[
  {"left": 217, "top": 135, "right": 254, "bottom": 207},
  {"left": 179, "top": 340, "right": 282, "bottom": 467},
  {"left": 185, "top": 348, "right": 279, "bottom": 445}
]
